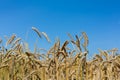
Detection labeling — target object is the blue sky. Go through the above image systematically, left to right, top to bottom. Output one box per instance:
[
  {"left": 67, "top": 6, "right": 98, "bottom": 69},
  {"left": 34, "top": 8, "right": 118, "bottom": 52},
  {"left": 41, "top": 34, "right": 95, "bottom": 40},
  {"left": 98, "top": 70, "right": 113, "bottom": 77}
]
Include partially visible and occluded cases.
[{"left": 0, "top": 0, "right": 120, "bottom": 57}]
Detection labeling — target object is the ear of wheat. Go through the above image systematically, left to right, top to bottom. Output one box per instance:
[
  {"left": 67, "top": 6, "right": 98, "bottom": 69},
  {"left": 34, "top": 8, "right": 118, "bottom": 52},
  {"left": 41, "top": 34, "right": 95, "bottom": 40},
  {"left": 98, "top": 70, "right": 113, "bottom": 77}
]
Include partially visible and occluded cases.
[
  {"left": 32, "top": 27, "right": 42, "bottom": 38},
  {"left": 42, "top": 32, "right": 51, "bottom": 43},
  {"left": 82, "top": 32, "right": 88, "bottom": 47},
  {"left": 6, "top": 34, "right": 16, "bottom": 46},
  {"left": 75, "top": 35, "right": 81, "bottom": 51},
  {"left": 11, "top": 38, "right": 21, "bottom": 48}
]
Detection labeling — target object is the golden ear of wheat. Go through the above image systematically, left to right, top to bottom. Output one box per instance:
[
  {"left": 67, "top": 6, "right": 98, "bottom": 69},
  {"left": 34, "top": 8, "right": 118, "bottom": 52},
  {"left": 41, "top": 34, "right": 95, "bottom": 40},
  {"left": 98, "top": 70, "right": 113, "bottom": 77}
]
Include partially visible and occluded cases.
[
  {"left": 32, "top": 27, "right": 42, "bottom": 38},
  {"left": 41, "top": 32, "right": 51, "bottom": 43},
  {"left": 82, "top": 32, "right": 88, "bottom": 47},
  {"left": 67, "top": 33, "right": 74, "bottom": 41},
  {"left": 6, "top": 34, "right": 16, "bottom": 46},
  {"left": 75, "top": 35, "right": 81, "bottom": 51},
  {"left": 11, "top": 38, "right": 21, "bottom": 48},
  {"left": 53, "top": 38, "right": 60, "bottom": 52},
  {"left": 56, "top": 38, "right": 60, "bottom": 49},
  {"left": 108, "top": 48, "right": 118, "bottom": 54},
  {"left": 98, "top": 49, "right": 108, "bottom": 60}
]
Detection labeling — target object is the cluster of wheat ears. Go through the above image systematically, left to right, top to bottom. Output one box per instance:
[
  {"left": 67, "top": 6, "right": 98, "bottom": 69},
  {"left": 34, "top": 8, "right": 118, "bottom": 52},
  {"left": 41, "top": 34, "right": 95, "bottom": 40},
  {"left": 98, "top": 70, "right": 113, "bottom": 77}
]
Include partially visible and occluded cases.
[{"left": 0, "top": 27, "right": 120, "bottom": 80}]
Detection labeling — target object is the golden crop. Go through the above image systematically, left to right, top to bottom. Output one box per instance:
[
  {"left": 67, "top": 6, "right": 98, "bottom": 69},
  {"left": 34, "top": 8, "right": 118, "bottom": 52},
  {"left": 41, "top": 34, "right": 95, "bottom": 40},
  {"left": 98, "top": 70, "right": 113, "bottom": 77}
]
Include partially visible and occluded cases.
[{"left": 0, "top": 27, "right": 120, "bottom": 80}]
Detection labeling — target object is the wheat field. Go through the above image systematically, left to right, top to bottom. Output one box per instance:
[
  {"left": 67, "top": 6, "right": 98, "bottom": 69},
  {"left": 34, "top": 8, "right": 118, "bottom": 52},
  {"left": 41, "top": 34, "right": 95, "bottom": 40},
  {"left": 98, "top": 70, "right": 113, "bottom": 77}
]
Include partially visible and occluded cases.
[{"left": 0, "top": 27, "right": 120, "bottom": 80}]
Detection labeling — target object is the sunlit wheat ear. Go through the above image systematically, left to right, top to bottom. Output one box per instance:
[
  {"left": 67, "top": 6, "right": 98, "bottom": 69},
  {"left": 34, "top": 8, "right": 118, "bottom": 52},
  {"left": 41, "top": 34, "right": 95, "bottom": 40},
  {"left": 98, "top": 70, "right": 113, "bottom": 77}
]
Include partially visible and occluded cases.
[
  {"left": 32, "top": 27, "right": 42, "bottom": 38},
  {"left": 42, "top": 32, "right": 51, "bottom": 43},
  {"left": 82, "top": 32, "right": 89, "bottom": 47},
  {"left": 67, "top": 33, "right": 74, "bottom": 41},
  {"left": 6, "top": 34, "right": 16, "bottom": 46},
  {"left": 75, "top": 35, "right": 81, "bottom": 51},
  {"left": 56, "top": 37, "right": 60, "bottom": 48},
  {"left": 11, "top": 38, "right": 21, "bottom": 48},
  {"left": 53, "top": 38, "right": 60, "bottom": 52},
  {"left": 13, "top": 43, "right": 21, "bottom": 50},
  {"left": 108, "top": 48, "right": 118, "bottom": 52},
  {"left": 98, "top": 49, "right": 108, "bottom": 60},
  {"left": 103, "top": 51, "right": 109, "bottom": 60}
]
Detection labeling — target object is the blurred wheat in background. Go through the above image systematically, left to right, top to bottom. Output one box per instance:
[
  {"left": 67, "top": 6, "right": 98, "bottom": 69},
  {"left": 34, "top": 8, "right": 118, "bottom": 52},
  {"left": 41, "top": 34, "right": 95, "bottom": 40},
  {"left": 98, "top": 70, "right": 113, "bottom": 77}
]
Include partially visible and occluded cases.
[{"left": 0, "top": 27, "right": 120, "bottom": 80}]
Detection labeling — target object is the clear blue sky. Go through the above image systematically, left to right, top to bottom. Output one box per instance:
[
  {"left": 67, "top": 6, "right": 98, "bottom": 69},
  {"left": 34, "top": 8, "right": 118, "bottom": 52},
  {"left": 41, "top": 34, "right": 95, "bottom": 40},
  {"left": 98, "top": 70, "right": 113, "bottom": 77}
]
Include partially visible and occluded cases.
[{"left": 0, "top": 0, "right": 120, "bottom": 57}]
